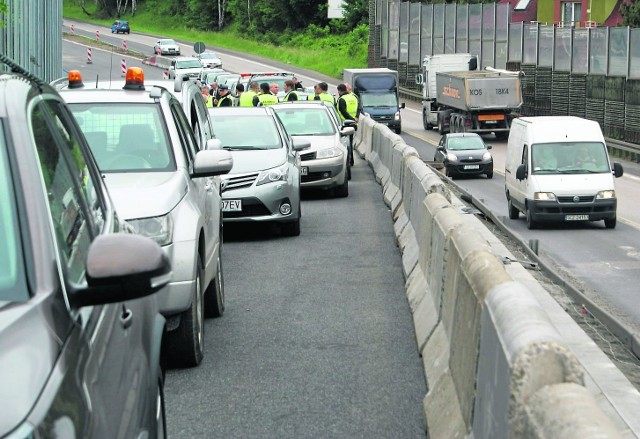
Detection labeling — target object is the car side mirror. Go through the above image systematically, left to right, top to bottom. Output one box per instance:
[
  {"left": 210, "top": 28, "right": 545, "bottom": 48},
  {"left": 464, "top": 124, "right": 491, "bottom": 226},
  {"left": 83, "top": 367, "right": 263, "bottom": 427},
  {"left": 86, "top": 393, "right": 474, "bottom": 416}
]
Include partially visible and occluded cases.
[
  {"left": 415, "top": 73, "right": 424, "bottom": 85},
  {"left": 399, "top": 103, "right": 406, "bottom": 109},
  {"left": 342, "top": 120, "right": 357, "bottom": 128},
  {"left": 341, "top": 127, "right": 355, "bottom": 136},
  {"left": 292, "top": 137, "right": 311, "bottom": 151},
  {"left": 486, "top": 145, "right": 492, "bottom": 150},
  {"left": 437, "top": 146, "right": 445, "bottom": 151},
  {"left": 193, "top": 149, "right": 233, "bottom": 177},
  {"left": 612, "top": 162, "right": 623, "bottom": 178},
  {"left": 516, "top": 163, "right": 527, "bottom": 181},
  {"left": 70, "top": 234, "right": 172, "bottom": 308}
]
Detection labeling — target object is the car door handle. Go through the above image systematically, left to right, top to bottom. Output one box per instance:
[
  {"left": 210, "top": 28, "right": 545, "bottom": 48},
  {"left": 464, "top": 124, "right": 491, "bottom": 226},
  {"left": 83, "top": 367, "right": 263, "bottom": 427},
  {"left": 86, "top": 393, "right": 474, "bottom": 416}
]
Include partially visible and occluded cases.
[{"left": 121, "top": 305, "right": 133, "bottom": 329}]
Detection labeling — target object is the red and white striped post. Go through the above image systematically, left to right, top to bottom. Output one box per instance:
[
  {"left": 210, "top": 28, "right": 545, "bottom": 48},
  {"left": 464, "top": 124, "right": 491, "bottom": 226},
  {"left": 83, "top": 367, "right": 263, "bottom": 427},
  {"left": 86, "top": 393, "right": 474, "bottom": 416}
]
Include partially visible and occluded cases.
[
  {"left": 71, "top": 24, "right": 75, "bottom": 34},
  {"left": 95, "top": 30, "right": 100, "bottom": 41},
  {"left": 122, "top": 40, "right": 127, "bottom": 51},
  {"left": 156, "top": 46, "right": 161, "bottom": 56},
  {"left": 86, "top": 47, "right": 92, "bottom": 64},
  {"left": 121, "top": 58, "right": 127, "bottom": 76},
  {"left": 163, "top": 71, "right": 169, "bottom": 80}
]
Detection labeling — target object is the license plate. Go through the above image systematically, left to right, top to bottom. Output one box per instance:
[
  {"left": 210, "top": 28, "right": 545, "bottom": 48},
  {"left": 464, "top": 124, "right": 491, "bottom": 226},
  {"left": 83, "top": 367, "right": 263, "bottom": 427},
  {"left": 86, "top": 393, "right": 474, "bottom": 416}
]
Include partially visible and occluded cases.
[
  {"left": 464, "top": 164, "right": 480, "bottom": 170},
  {"left": 301, "top": 167, "right": 308, "bottom": 176},
  {"left": 222, "top": 200, "right": 242, "bottom": 212},
  {"left": 565, "top": 214, "right": 589, "bottom": 221}
]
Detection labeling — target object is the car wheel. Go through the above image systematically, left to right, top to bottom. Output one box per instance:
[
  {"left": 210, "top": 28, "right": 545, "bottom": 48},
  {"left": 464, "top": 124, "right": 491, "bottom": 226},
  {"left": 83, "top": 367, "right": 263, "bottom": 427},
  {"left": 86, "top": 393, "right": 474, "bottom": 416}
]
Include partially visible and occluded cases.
[
  {"left": 438, "top": 117, "right": 445, "bottom": 135},
  {"left": 394, "top": 126, "right": 401, "bottom": 135},
  {"left": 347, "top": 163, "right": 352, "bottom": 181},
  {"left": 445, "top": 166, "right": 454, "bottom": 179},
  {"left": 486, "top": 169, "right": 493, "bottom": 179},
  {"left": 335, "top": 177, "right": 349, "bottom": 198},
  {"left": 508, "top": 197, "right": 519, "bottom": 220},
  {"left": 526, "top": 206, "right": 537, "bottom": 230},
  {"left": 604, "top": 216, "right": 616, "bottom": 229},
  {"left": 204, "top": 249, "right": 225, "bottom": 318},
  {"left": 166, "top": 256, "right": 204, "bottom": 368},
  {"left": 155, "top": 370, "right": 167, "bottom": 439}
]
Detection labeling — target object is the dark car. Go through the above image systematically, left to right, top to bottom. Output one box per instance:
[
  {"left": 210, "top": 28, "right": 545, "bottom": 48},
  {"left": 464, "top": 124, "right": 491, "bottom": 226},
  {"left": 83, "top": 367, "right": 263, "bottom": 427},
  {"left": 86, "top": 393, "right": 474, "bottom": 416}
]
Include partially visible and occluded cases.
[
  {"left": 111, "top": 19, "right": 130, "bottom": 34},
  {"left": 0, "top": 60, "right": 170, "bottom": 437},
  {"left": 434, "top": 132, "right": 493, "bottom": 179}
]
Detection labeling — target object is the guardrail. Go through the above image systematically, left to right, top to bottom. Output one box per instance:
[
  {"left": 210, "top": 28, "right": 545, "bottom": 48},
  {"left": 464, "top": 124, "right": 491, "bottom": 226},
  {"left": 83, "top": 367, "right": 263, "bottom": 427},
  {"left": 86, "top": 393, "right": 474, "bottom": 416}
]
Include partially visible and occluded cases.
[
  {"left": 398, "top": 86, "right": 640, "bottom": 163},
  {"left": 353, "top": 115, "right": 640, "bottom": 437}
]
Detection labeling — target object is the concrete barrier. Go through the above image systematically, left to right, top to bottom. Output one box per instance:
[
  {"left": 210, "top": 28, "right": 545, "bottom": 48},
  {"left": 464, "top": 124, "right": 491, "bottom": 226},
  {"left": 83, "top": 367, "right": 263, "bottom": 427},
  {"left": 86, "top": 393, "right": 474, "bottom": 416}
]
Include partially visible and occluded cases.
[
  {"left": 141, "top": 54, "right": 172, "bottom": 70},
  {"left": 360, "top": 122, "right": 640, "bottom": 438}
]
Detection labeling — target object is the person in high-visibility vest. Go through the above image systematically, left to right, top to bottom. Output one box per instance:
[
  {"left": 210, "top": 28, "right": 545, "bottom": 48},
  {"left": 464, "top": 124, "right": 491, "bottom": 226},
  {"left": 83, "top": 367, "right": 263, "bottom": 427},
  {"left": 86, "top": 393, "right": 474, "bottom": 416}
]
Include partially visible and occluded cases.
[
  {"left": 282, "top": 80, "right": 298, "bottom": 102},
  {"left": 239, "top": 81, "right": 259, "bottom": 107},
  {"left": 255, "top": 82, "right": 278, "bottom": 106},
  {"left": 312, "top": 82, "right": 335, "bottom": 105},
  {"left": 336, "top": 83, "right": 360, "bottom": 167},
  {"left": 216, "top": 84, "right": 233, "bottom": 107},
  {"left": 201, "top": 86, "right": 214, "bottom": 108}
]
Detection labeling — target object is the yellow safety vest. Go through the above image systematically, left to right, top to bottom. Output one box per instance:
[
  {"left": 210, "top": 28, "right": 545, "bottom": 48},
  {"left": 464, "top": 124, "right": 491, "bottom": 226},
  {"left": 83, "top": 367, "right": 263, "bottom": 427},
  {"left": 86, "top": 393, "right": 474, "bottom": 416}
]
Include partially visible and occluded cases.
[
  {"left": 239, "top": 90, "right": 258, "bottom": 107},
  {"left": 283, "top": 90, "right": 298, "bottom": 101},
  {"left": 318, "top": 92, "right": 335, "bottom": 105},
  {"left": 258, "top": 93, "right": 279, "bottom": 106},
  {"left": 338, "top": 93, "right": 359, "bottom": 121},
  {"left": 204, "top": 95, "right": 213, "bottom": 108},
  {"left": 217, "top": 95, "right": 233, "bottom": 107}
]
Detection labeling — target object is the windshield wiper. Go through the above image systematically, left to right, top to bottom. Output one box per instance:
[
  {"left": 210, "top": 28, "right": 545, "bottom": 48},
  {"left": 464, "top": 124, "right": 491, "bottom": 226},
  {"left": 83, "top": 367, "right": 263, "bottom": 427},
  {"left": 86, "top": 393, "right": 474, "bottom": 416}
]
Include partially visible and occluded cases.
[{"left": 558, "top": 169, "right": 598, "bottom": 174}]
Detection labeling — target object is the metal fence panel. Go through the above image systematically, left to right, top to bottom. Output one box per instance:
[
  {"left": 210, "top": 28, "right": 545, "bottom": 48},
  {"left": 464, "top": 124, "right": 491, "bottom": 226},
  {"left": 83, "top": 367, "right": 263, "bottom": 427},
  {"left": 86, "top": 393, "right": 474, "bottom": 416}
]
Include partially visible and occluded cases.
[
  {"left": 381, "top": 0, "right": 388, "bottom": 59},
  {"left": 388, "top": 0, "right": 400, "bottom": 60},
  {"left": 399, "top": 2, "right": 409, "bottom": 63},
  {"left": 409, "top": 2, "right": 421, "bottom": 66},
  {"left": 433, "top": 3, "right": 445, "bottom": 55},
  {"left": 445, "top": 3, "right": 457, "bottom": 54},
  {"left": 420, "top": 4, "right": 433, "bottom": 59},
  {"left": 469, "top": 4, "right": 482, "bottom": 64},
  {"left": 481, "top": 4, "right": 496, "bottom": 68},
  {"left": 495, "top": 4, "right": 510, "bottom": 69},
  {"left": 457, "top": 5, "right": 469, "bottom": 54},
  {"left": 508, "top": 22, "right": 523, "bottom": 63},
  {"left": 523, "top": 23, "right": 538, "bottom": 65},
  {"left": 538, "top": 25, "right": 554, "bottom": 68},
  {"left": 554, "top": 27, "right": 572, "bottom": 71},
  {"left": 590, "top": 27, "right": 608, "bottom": 75},
  {"left": 608, "top": 27, "right": 629, "bottom": 77},
  {"left": 572, "top": 28, "right": 589, "bottom": 74},
  {"left": 630, "top": 29, "right": 640, "bottom": 80}
]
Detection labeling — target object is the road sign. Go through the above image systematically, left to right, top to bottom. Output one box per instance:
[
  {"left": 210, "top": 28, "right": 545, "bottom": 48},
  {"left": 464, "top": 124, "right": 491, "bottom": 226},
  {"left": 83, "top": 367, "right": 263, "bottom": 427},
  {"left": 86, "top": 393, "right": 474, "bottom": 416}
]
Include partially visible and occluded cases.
[{"left": 194, "top": 42, "right": 206, "bottom": 54}]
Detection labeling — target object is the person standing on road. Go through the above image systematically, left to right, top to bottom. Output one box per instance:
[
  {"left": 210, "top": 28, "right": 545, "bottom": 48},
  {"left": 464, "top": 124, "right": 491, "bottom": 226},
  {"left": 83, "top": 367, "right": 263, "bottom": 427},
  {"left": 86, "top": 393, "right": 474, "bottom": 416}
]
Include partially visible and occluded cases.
[
  {"left": 292, "top": 76, "right": 304, "bottom": 90},
  {"left": 282, "top": 80, "right": 299, "bottom": 102},
  {"left": 240, "top": 81, "right": 259, "bottom": 107},
  {"left": 255, "top": 82, "right": 278, "bottom": 106},
  {"left": 270, "top": 82, "right": 280, "bottom": 96},
  {"left": 313, "top": 82, "right": 335, "bottom": 105},
  {"left": 234, "top": 83, "right": 245, "bottom": 106},
  {"left": 336, "top": 83, "right": 359, "bottom": 167},
  {"left": 216, "top": 84, "right": 233, "bottom": 107},
  {"left": 201, "top": 86, "right": 214, "bottom": 108}
]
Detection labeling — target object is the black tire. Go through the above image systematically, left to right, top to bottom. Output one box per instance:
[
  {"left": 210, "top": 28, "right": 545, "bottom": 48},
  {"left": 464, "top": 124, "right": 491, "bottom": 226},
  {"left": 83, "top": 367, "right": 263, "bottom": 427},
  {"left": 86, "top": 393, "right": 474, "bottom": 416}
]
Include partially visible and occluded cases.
[
  {"left": 423, "top": 111, "right": 432, "bottom": 130},
  {"left": 438, "top": 117, "right": 445, "bottom": 135},
  {"left": 394, "top": 126, "right": 401, "bottom": 135},
  {"left": 347, "top": 163, "right": 352, "bottom": 181},
  {"left": 445, "top": 166, "right": 454, "bottom": 179},
  {"left": 486, "top": 167, "right": 493, "bottom": 179},
  {"left": 335, "top": 178, "right": 349, "bottom": 198},
  {"left": 508, "top": 198, "right": 519, "bottom": 220},
  {"left": 526, "top": 206, "right": 537, "bottom": 230},
  {"left": 281, "top": 207, "right": 301, "bottom": 236},
  {"left": 604, "top": 216, "right": 616, "bottom": 229},
  {"left": 204, "top": 249, "right": 225, "bottom": 318},
  {"left": 166, "top": 257, "right": 204, "bottom": 368},
  {"left": 155, "top": 370, "right": 167, "bottom": 439}
]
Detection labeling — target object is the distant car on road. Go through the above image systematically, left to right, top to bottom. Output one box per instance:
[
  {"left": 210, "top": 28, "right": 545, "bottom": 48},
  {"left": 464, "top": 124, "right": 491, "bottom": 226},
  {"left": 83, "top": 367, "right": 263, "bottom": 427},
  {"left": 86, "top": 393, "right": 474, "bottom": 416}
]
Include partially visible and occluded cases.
[
  {"left": 111, "top": 19, "right": 130, "bottom": 34},
  {"left": 154, "top": 38, "right": 180, "bottom": 55},
  {"left": 196, "top": 52, "right": 222, "bottom": 69},
  {"left": 168, "top": 56, "right": 203, "bottom": 80},
  {"left": 1, "top": 62, "right": 170, "bottom": 438},
  {"left": 60, "top": 68, "right": 234, "bottom": 368},
  {"left": 209, "top": 106, "right": 310, "bottom": 236},
  {"left": 434, "top": 132, "right": 493, "bottom": 179}
]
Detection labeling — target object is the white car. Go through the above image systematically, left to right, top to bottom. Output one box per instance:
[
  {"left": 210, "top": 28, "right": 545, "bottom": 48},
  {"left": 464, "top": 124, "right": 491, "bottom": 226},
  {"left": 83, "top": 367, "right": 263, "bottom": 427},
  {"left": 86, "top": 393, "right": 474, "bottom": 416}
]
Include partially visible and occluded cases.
[
  {"left": 154, "top": 38, "right": 181, "bottom": 55},
  {"left": 196, "top": 52, "right": 222, "bottom": 69},
  {"left": 168, "top": 57, "right": 203, "bottom": 80}
]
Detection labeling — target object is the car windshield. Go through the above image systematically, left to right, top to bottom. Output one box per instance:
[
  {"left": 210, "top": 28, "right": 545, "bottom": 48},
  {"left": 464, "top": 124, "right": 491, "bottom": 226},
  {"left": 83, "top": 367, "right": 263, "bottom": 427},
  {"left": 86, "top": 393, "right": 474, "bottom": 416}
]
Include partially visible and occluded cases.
[
  {"left": 160, "top": 39, "right": 176, "bottom": 45},
  {"left": 201, "top": 53, "right": 219, "bottom": 59},
  {"left": 176, "top": 59, "right": 202, "bottom": 69},
  {"left": 360, "top": 92, "right": 398, "bottom": 107},
  {"left": 69, "top": 103, "right": 175, "bottom": 172},
  {"left": 274, "top": 108, "right": 336, "bottom": 136},
  {"left": 210, "top": 114, "right": 282, "bottom": 150},
  {"left": 0, "top": 122, "right": 28, "bottom": 301},
  {"left": 447, "top": 136, "right": 485, "bottom": 151},
  {"left": 531, "top": 142, "right": 610, "bottom": 174}
]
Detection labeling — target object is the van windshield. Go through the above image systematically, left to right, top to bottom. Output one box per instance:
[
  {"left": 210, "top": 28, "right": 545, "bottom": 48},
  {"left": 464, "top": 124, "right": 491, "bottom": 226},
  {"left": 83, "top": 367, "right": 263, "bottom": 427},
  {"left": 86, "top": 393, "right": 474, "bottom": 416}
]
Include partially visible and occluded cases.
[{"left": 531, "top": 142, "right": 609, "bottom": 174}]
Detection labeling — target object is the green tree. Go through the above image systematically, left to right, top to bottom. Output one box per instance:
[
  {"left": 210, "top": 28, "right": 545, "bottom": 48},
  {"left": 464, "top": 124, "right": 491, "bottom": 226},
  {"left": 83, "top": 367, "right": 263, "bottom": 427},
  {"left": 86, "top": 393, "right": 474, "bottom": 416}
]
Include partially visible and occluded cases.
[
  {"left": 342, "top": 0, "right": 368, "bottom": 28},
  {"left": 621, "top": 0, "right": 640, "bottom": 28}
]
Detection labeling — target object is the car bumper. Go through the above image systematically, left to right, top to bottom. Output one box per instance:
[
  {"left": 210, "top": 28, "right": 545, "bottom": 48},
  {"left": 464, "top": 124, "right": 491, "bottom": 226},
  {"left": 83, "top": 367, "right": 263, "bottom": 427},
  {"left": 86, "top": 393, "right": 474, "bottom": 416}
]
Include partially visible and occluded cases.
[
  {"left": 300, "top": 154, "right": 346, "bottom": 189},
  {"left": 446, "top": 160, "right": 493, "bottom": 176},
  {"left": 222, "top": 179, "right": 300, "bottom": 223},
  {"left": 529, "top": 198, "right": 617, "bottom": 223},
  {"left": 156, "top": 239, "right": 197, "bottom": 316}
]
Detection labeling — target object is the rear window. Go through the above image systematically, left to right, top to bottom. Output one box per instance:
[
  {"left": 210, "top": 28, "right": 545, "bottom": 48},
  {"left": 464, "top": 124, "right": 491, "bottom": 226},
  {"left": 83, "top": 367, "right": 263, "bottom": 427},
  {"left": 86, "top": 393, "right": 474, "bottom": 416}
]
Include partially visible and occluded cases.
[
  {"left": 69, "top": 103, "right": 176, "bottom": 172},
  {"left": 274, "top": 108, "right": 336, "bottom": 136},
  {"left": 210, "top": 114, "right": 282, "bottom": 150}
]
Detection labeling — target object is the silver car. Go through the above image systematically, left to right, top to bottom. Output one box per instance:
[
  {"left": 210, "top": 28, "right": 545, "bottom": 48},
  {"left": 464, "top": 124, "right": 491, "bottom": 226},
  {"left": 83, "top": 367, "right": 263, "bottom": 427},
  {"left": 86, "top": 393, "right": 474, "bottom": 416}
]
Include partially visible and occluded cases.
[
  {"left": 154, "top": 38, "right": 181, "bottom": 55},
  {"left": 196, "top": 52, "right": 223, "bottom": 69},
  {"left": 168, "top": 56, "right": 203, "bottom": 80},
  {"left": 60, "top": 68, "right": 233, "bottom": 368},
  {"left": 272, "top": 101, "right": 354, "bottom": 197},
  {"left": 209, "top": 106, "right": 310, "bottom": 236}
]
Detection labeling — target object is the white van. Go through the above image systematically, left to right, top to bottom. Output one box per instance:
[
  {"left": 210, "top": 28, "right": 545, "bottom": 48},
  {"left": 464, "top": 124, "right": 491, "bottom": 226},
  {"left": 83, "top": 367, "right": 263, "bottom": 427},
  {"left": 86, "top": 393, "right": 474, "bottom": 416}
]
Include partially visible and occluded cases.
[{"left": 504, "top": 116, "right": 624, "bottom": 229}]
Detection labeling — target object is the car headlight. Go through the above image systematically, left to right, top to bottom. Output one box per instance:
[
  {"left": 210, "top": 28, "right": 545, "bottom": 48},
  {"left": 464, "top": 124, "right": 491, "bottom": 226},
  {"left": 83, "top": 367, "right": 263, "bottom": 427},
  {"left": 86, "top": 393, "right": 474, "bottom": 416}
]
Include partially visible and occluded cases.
[
  {"left": 394, "top": 111, "right": 401, "bottom": 120},
  {"left": 316, "top": 147, "right": 342, "bottom": 159},
  {"left": 482, "top": 152, "right": 492, "bottom": 161},
  {"left": 446, "top": 153, "right": 458, "bottom": 162},
  {"left": 256, "top": 163, "right": 289, "bottom": 186},
  {"left": 596, "top": 190, "right": 615, "bottom": 199},
  {"left": 533, "top": 192, "right": 556, "bottom": 201},
  {"left": 127, "top": 214, "right": 173, "bottom": 246}
]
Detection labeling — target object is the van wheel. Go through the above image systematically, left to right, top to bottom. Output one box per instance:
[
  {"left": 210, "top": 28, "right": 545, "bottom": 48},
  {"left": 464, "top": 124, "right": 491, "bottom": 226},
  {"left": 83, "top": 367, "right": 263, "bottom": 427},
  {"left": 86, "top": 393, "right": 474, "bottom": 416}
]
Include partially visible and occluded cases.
[
  {"left": 508, "top": 198, "right": 519, "bottom": 220},
  {"left": 526, "top": 207, "right": 537, "bottom": 229},
  {"left": 604, "top": 216, "right": 616, "bottom": 229}
]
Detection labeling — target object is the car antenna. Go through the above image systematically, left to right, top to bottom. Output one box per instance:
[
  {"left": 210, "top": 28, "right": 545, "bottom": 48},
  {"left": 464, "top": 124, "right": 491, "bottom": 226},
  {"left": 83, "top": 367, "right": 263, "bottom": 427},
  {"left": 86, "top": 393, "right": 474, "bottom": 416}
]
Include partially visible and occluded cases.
[
  {"left": 0, "top": 53, "right": 45, "bottom": 90},
  {"left": 95, "top": 74, "right": 99, "bottom": 89}
]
